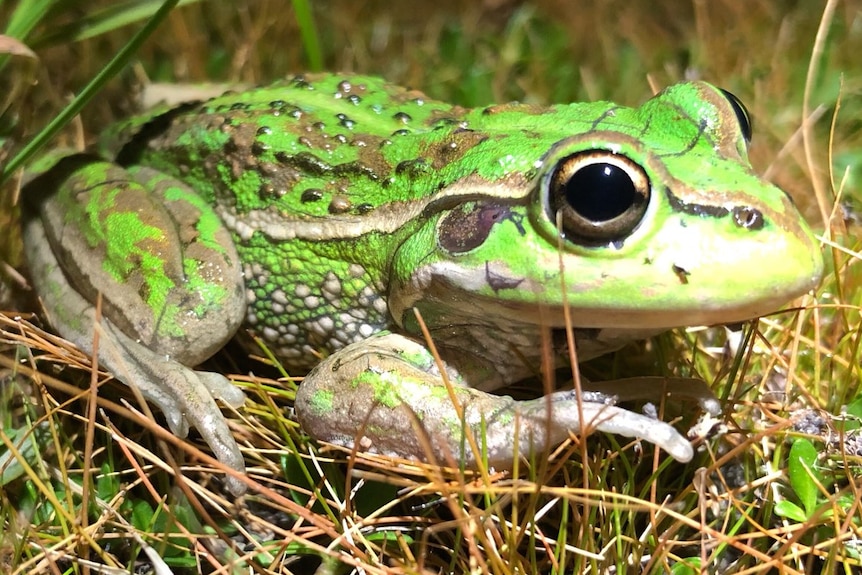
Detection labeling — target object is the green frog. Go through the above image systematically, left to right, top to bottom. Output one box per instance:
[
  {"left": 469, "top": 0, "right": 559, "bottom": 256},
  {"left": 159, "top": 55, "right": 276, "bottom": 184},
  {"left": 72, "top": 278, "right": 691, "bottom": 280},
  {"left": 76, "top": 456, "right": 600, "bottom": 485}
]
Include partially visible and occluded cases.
[{"left": 21, "top": 75, "right": 823, "bottom": 495}]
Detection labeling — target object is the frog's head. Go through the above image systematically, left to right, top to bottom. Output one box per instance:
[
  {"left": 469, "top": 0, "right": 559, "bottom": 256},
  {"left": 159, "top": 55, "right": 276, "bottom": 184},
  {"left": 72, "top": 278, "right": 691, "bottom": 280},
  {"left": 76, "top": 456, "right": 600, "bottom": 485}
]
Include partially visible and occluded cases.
[{"left": 389, "top": 82, "right": 823, "bottom": 332}]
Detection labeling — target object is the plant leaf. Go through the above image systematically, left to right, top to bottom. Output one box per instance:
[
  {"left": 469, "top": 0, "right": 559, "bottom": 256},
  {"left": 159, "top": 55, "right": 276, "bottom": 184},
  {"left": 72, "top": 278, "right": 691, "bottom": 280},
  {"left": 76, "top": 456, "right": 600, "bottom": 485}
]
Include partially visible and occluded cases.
[
  {"left": 788, "top": 438, "right": 821, "bottom": 517},
  {"left": 774, "top": 500, "right": 807, "bottom": 523}
]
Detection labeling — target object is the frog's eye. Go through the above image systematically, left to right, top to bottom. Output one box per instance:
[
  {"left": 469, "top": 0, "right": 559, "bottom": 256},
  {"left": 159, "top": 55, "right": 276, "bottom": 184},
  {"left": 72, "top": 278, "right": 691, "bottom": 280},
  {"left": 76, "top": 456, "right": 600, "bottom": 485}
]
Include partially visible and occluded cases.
[
  {"left": 719, "top": 89, "right": 753, "bottom": 143},
  {"left": 548, "top": 152, "right": 650, "bottom": 245}
]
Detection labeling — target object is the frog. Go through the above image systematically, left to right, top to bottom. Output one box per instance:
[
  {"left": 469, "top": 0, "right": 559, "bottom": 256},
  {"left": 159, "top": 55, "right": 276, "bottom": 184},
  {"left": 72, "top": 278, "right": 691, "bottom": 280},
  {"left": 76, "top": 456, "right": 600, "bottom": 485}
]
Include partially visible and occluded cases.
[{"left": 21, "top": 74, "right": 823, "bottom": 496}]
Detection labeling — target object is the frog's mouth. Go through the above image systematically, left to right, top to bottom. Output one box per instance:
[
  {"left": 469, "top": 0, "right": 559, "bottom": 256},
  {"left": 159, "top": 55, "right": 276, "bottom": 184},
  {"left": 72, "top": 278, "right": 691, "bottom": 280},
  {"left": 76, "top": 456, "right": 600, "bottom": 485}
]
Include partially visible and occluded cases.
[{"left": 400, "top": 252, "right": 810, "bottom": 317}]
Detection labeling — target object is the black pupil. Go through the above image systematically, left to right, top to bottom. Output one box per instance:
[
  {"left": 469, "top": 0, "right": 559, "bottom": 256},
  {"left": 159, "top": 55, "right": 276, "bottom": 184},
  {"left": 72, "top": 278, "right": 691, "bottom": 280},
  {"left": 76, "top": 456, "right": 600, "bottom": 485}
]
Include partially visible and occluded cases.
[{"left": 564, "top": 163, "right": 637, "bottom": 222}]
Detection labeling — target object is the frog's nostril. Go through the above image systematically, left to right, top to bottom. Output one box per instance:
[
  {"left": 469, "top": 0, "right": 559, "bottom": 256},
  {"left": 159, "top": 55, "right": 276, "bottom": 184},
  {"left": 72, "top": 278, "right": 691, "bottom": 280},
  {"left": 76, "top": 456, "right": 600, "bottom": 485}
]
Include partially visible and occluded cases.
[{"left": 732, "top": 206, "right": 764, "bottom": 230}]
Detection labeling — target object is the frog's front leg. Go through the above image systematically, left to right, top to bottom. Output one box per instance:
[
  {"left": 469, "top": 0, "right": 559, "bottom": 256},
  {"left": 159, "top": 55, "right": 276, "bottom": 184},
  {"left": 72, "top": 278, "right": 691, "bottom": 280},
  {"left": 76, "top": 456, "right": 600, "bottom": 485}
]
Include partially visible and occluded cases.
[
  {"left": 23, "top": 156, "right": 248, "bottom": 495},
  {"left": 295, "top": 332, "right": 694, "bottom": 468}
]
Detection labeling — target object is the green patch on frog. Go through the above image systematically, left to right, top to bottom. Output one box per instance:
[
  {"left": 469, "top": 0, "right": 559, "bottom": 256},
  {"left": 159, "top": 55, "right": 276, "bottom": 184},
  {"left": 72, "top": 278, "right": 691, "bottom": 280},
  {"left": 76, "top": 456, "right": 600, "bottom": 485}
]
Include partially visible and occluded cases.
[
  {"left": 352, "top": 369, "right": 421, "bottom": 412},
  {"left": 305, "top": 389, "right": 335, "bottom": 415}
]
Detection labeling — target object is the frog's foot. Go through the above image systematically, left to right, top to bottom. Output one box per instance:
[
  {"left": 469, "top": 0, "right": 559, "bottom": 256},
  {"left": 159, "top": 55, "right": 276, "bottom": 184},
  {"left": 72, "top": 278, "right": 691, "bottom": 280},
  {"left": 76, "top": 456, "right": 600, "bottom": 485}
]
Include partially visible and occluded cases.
[
  {"left": 23, "top": 215, "right": 247, "bottom": 495},
  {"left": 104, "top": 322, "right": 247, "bottom": 496},
  {"left": 295, "top": 333, "right": 696, "bottom": 469}
]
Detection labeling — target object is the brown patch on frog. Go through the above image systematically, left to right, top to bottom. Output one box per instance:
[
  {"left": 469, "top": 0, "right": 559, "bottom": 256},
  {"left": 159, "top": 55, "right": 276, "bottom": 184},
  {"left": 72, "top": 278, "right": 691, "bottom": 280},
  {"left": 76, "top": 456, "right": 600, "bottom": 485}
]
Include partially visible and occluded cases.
[
  {"left": 389, "top": 85, "right": 435, "bottom": 107},
  {"left": 481, "top": 102, "right": 549, "bottom": 116},
  {"left": 425, "top": 108, "right": 469, "bottom": 125},
  {"left": 218, "top": 120, "right": 271, "bottom": 180},
  {"left": 295, "top": 122, "right": 338, "bottom": 151},
  {"left": 428, "top": 129, "right": 489, "bottom": 171},
  {"left": 353, "top": 135, "right": 395, "bottom": 183},
  {"left": 395, "top": 158, "right": 431, "bottom": 179},
  {"left": 257, "top": 161, "right": 303, "bottom": 201},
  {"left": 438, "top": 202, "right": 524, "bottom": 253},
  {"left": 485, "top": 262, "right": 524, "bottom": 292}
]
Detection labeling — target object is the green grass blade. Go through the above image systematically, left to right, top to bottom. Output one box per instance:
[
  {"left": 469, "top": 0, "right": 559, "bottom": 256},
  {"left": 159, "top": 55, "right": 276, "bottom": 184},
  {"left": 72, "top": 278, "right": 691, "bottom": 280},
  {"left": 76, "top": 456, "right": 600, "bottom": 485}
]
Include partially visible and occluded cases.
[
  {"left": 1, "top": 0, "right": 181, "bottom": 183},
  {"left": 4, "top": 0, "right": 58, "bottom": 39},
  {"left": 30, "top": 0, "right": 204, "bottom": 48},
  {"left": 291, "top": 0, "right": 322, "bottom": 71}
]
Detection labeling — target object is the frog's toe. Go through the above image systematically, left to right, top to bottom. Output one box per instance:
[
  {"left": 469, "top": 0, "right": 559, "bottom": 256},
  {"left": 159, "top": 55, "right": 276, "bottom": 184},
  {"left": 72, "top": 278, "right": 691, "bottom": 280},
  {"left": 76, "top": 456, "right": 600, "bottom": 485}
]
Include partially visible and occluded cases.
[
  {"left": 104, "top": 325, "right": 247, "bottom": 494},
  {"left": 148, "top": 363, "right": 247, "bottom": 495},
  {"left": 197, "top": 371, "right": 246, "bottom": 408},
  {"left": 516, "top": 391, "right": 696, "bottom": 463},
  {"left": 158, "top": 400, "right": 190, "bottom": 438},
  {"left": 579, "top": 402, "right": 695, "bottom": 462},
  {"left": 186, "top": 403, "right": 246, "bottom": 496}
]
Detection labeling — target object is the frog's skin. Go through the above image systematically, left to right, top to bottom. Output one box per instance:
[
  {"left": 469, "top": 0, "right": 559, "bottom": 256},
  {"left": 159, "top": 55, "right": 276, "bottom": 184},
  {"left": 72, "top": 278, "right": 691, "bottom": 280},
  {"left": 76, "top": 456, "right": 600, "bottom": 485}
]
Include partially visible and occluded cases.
[{"left": 22, "top": 75, "right": 823, "bottom": 495}]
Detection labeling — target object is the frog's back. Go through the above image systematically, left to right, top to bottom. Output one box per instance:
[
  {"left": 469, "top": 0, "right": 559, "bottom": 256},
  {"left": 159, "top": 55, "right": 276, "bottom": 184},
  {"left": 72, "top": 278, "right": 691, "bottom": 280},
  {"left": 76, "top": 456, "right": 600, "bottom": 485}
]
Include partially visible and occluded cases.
[
  {"left": 98, "top": 75, "right": 606, "bottom": 221},
  {"left": 101, "top": 75, "right": 473, "bottom": 216}
]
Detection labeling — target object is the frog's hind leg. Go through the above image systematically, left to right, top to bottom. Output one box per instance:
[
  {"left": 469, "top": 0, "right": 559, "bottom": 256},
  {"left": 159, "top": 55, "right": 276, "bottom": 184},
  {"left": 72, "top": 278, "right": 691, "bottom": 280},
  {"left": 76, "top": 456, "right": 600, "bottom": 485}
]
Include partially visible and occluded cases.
[{"left": 22, "top": 156, "right": 248, "bottom": 495}]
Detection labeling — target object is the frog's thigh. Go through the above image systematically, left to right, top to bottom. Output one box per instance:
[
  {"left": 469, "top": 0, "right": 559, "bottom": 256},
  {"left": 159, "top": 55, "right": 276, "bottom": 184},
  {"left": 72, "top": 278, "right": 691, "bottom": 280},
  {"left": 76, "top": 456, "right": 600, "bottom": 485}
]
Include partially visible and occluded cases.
[
  {"left": 23, "top": 158, "right": 247, "bottom": 494},
  {"left": 35, "top": 158, "right": 246, "bottom": 365},
  {"left": 296, "top": 333, "right": 694, "bottom": 468}
]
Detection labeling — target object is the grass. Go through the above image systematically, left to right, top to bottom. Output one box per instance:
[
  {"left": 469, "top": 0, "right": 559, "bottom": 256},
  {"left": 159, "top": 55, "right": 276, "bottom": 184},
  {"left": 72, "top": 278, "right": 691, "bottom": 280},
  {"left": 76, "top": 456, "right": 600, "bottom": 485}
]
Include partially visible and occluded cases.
[{"left": 0, "top": 0, "right": 859, "bottom": 573}]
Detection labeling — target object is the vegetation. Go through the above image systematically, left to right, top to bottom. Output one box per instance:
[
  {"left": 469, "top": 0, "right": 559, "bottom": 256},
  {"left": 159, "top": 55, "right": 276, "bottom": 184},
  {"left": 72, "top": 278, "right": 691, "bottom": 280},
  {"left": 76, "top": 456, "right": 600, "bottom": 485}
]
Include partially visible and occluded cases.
[{"left": 0, "top": 1, "right": 858, "bottom": 572}]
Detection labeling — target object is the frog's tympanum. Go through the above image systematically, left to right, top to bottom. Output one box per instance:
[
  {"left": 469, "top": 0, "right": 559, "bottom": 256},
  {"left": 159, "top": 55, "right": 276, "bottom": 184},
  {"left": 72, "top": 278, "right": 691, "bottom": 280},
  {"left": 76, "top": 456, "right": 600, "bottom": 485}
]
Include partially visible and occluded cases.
[{"left": 22, "top": 75, "right": 823, "bottom": 495}]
